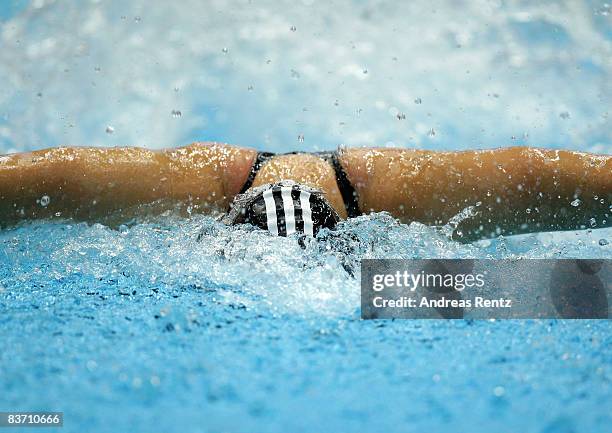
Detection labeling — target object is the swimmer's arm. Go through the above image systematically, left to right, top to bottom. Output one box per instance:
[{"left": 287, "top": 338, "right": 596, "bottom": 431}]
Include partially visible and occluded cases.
[
  {"left": 0, "top": 143, "right": 256, "bottom": 227},
  {"left": 341, "top": 147, "right": 611, "bottom": 240}
]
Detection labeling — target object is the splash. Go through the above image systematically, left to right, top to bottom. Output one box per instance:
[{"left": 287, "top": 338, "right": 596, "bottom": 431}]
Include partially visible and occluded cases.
[
  {"left": 0, "top": 0, "right": 611, "bottom": 153},
  {"left": 2, "top": 214, "right": 610, "bottom": 318}
]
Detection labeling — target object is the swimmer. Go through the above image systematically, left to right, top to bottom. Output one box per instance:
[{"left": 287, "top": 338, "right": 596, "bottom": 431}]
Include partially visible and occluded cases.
[{"left": 0, "top": 143, "right": 609, "bottom": 240}]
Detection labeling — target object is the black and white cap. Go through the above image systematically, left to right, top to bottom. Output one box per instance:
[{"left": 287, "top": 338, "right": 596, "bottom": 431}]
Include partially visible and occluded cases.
[{"left": 222, "top": 180, "right": 340, "bottom": 236}]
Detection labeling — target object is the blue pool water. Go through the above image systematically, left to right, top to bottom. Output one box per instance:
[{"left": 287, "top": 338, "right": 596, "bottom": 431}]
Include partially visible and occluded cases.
[
  {"left": 1, "top": 0, "right": 611, "bottom": 432},
  {"left": 1, "top": 216, "right": 611, "bottom": 432}
]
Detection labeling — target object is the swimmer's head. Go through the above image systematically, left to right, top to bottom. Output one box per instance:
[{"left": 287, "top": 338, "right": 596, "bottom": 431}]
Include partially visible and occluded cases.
[{"left": 221, "top": 180, "right": 340, "bottom": 236}]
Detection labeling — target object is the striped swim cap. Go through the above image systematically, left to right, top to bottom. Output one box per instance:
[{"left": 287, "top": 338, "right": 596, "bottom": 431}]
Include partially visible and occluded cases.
[{"left": 222, "top": 180, "right": 340, "bottom": 236}]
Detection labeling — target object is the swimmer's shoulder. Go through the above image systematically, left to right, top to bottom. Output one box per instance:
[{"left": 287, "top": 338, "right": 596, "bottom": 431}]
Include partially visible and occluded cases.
[
  {"left": 161, "top": 142, "right": 256, "bottom": 199},
  {"left": 337, "top": 147, "right": 430, "bottom": 189}
]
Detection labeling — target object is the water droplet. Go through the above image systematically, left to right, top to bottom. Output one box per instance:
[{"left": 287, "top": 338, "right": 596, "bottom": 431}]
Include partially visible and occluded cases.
[
  {"left": 596, "top": 4, "right": 610, "bottom": 16},
  {"left": 290, "top": 25, "right": 297, "bottom": 32},
  {"left": 221, "top": 47, "right": 228, "bottom": 54},
  {"left": 414, "top": 98, "right": 422, "bottom": 104},
  {"left": 171, "top": 110, "right": 182, "bottom": 118},
  {"left": 559, "top": 111, "right": 570, "bottom": 119},
  {"left": 105, "top": 125, "right": 114, "bottom": 134},
  {"left": 297, "top": 134, "right": 304, "bottom": 143},
  {"left": 40, "top": 195, "right": 50, "bottom": 207},
  {"left": 570, "top": 198, "right": 581, "bottom": 207},
  {"left": 599, "top": 239, "right": 609, "bottom": 246},
  {"left": 493, "top": 386, "right": 505, "bottom": 397}
]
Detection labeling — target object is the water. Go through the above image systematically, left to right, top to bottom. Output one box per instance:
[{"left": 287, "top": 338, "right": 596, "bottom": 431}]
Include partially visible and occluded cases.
[
  {"left": 0, "top": 0, "right": 611, "bottom": 153},
  {"left": 0, "top": 1, "right": 611, "bottom": 432},
  {"left": 1, "top": 215, "right": 611, "bottom": 432}
]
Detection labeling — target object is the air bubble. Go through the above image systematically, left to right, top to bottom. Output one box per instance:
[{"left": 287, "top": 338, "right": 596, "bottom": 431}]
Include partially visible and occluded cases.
[
  {"left": 105, "top": 125, "right": 114, "bottom": 134},
  {"left": 40, "top": 195, "right": 51, "bottom": 207},
  {"left": 570, "top": 199, "right": 581, "bottom": 207},
  {"left": 599, "top": 239, "right": 609, "bottom": 246},
  {"left": 493, "top": 386, "right": 505, "bottom": 397}
]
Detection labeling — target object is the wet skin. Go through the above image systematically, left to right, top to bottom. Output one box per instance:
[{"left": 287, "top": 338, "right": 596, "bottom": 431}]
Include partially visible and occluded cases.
[
  {"left": 0, "top": 142, "right": 610, "bottom": 239},
  {"left": 0, "top": 143, "right": 256, "bottom": 225}
]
